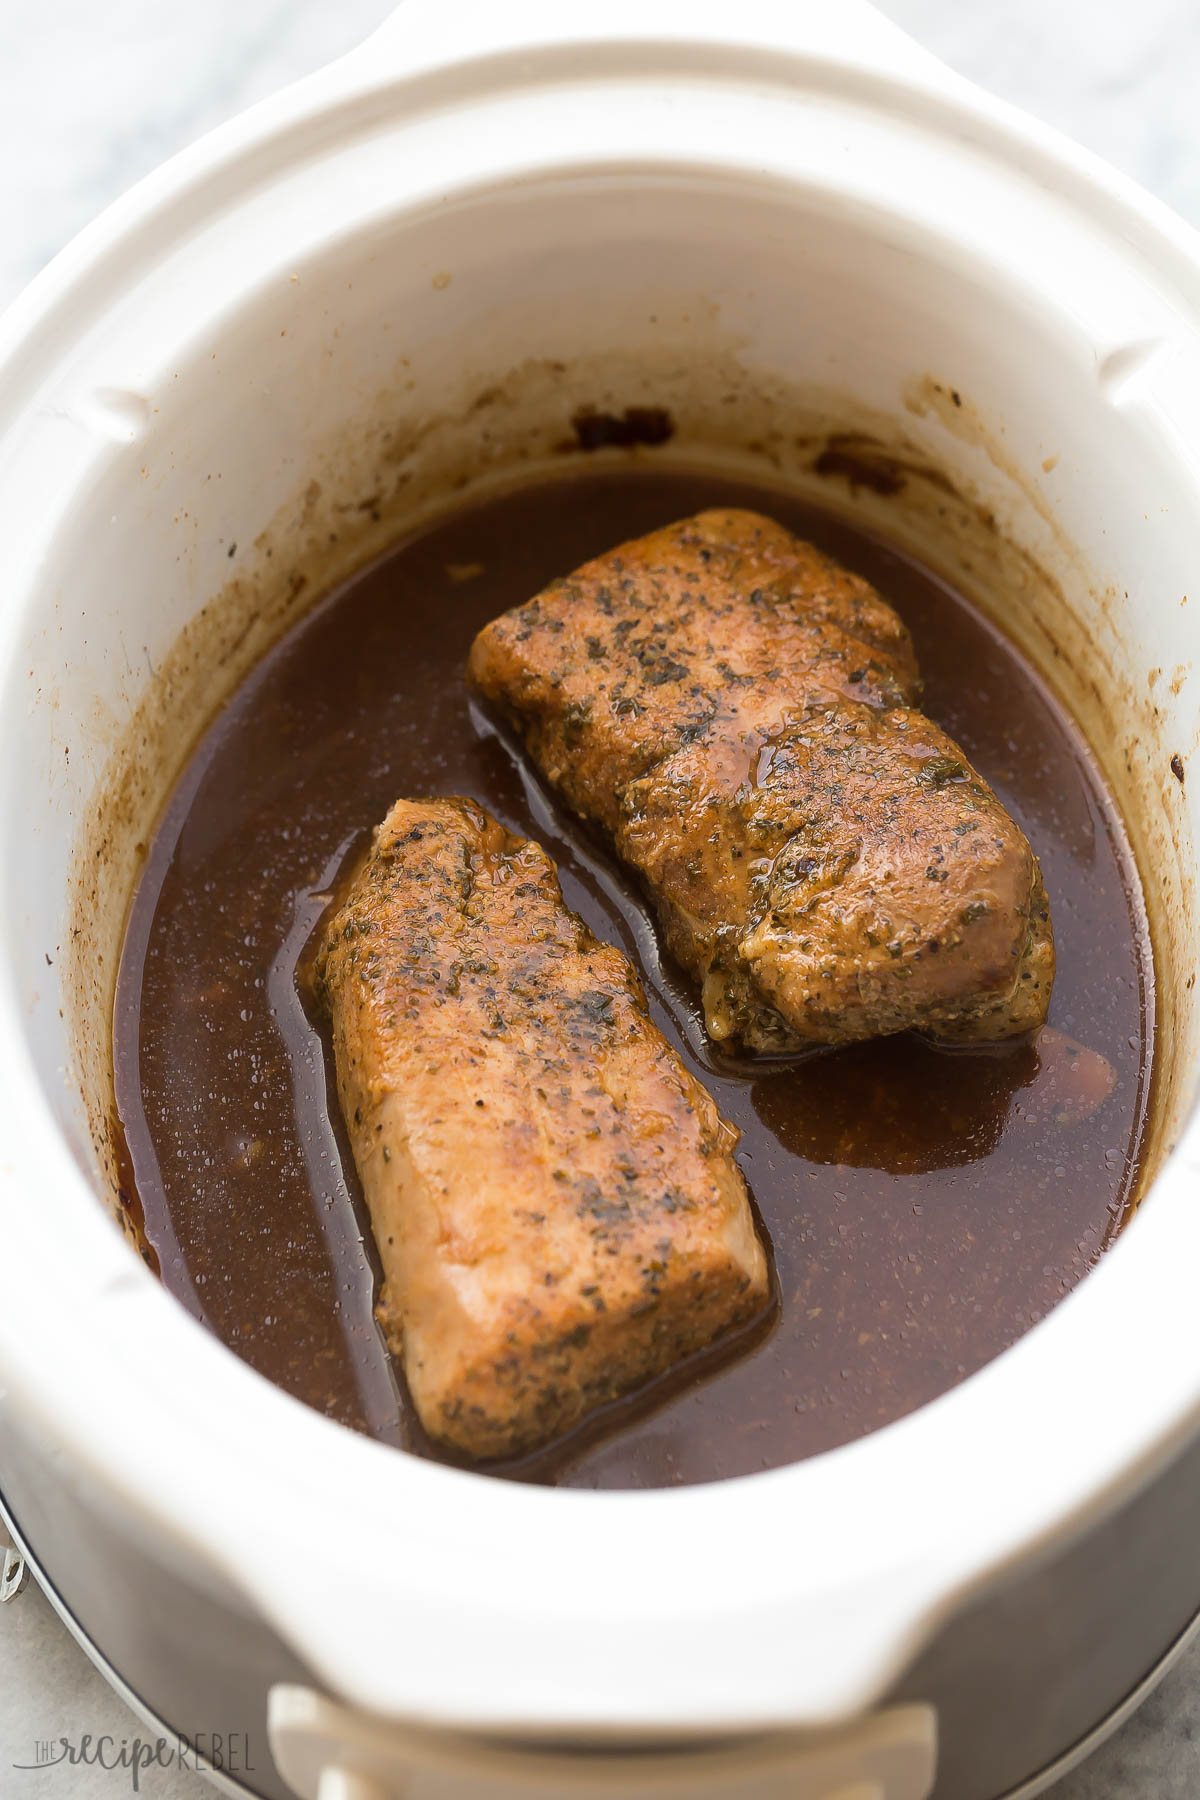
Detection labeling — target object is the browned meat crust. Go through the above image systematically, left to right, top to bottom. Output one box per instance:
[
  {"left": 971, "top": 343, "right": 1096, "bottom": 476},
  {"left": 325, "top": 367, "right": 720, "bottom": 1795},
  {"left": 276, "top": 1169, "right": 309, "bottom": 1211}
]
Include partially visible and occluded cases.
[
  {"left": 468, "top": 508, "right": 1055, "bottom": 1049},
  {"left": 313, "top": 796, "right": 769, "bottom": 1459}
]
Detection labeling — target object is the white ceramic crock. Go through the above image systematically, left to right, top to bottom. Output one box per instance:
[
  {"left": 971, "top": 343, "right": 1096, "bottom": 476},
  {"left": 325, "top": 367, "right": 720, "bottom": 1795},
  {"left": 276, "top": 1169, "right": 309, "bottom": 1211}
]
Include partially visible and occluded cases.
[{"left": 1, "top": 3, "right": 1198, "bottom": 1797}]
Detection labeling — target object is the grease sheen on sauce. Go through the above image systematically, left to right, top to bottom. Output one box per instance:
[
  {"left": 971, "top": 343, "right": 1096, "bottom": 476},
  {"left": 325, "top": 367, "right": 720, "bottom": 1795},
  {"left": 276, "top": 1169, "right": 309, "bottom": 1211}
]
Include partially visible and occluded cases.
[{"left": 113, "top": 469, "right": 1154, "bottom": 1487}]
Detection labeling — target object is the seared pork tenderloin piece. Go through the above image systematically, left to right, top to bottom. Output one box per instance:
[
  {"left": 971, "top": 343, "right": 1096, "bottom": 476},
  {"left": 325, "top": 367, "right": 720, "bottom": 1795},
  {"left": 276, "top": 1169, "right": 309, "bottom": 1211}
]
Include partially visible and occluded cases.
[
  {"left": 468, "top": 508, "right": 1055, "bottom": 1050},
  {"left": 313, "top": 796, "right": 768, "bottom": 1460}
]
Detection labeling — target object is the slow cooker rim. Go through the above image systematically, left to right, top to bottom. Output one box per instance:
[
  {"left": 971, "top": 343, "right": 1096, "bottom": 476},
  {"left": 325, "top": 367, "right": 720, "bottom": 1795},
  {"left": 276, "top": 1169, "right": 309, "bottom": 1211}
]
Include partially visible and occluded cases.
[{"left": 0, "top": 0, "right": 1198, "bottom": 1735}]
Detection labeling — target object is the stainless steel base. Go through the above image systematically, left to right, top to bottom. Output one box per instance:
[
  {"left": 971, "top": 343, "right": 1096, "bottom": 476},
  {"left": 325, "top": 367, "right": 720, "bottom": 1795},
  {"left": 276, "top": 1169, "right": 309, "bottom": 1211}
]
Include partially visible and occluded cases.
[
  {"left": 5, "top": 1480, "right": 1200, "bottom": 1800},
  {"left": 0, "top": 1488, "right": 266, "bottom": 1800},
  {"left": 1000, "top": 1603, "right": 1200, "bottom": 1800}
]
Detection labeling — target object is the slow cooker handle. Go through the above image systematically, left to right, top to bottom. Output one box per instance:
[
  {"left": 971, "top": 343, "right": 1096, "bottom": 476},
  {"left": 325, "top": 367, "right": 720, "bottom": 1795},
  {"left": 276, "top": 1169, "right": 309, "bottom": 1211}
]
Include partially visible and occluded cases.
[
  {"left": 355, "top": 0, "right": 947, "bottom": 87},
  {"left": 268, "top": 1685, "right": 937, "bottom": 1800},
  {"left": 314, "top": 1774, "right": 387, "bottom": 1800}
]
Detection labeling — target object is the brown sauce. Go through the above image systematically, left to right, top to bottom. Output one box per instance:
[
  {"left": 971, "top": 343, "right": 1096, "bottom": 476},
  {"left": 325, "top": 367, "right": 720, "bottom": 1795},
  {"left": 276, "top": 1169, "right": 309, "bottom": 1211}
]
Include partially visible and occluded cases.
[{"left": 112, "top": 467, "right": 1154, "bottom": 1487}]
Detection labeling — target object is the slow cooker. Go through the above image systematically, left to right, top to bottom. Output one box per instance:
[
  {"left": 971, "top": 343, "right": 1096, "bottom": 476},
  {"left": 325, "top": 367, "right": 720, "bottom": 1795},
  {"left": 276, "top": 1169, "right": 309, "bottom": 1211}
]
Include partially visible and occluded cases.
[{"left": 0, "top": 2, "right": 1198, "bottom": 1796}]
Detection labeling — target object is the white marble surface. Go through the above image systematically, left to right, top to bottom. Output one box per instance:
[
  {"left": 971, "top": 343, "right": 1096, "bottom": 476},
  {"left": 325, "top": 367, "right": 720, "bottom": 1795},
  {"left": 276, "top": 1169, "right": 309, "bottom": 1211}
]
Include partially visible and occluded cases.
[{"left": 3, "top": 1, "right": 1200, "bottom": 1795}]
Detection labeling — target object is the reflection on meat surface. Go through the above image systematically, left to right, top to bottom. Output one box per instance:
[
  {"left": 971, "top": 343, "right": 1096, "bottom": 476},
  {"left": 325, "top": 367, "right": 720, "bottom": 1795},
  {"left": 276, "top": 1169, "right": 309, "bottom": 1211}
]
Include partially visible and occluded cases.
[
  {"left": 469, "top": 509, "right": 1055, "bottom": 1051},
  {"left": 313, "top": 796, "right": 769, "bottom": 1459}
]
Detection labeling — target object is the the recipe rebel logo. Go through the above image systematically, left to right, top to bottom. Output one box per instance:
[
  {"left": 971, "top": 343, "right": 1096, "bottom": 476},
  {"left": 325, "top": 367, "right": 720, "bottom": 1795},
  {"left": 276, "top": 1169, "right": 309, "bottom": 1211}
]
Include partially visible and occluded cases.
[{"left": 12, "top": 1730, "right": 256, "bottom": 1791}]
